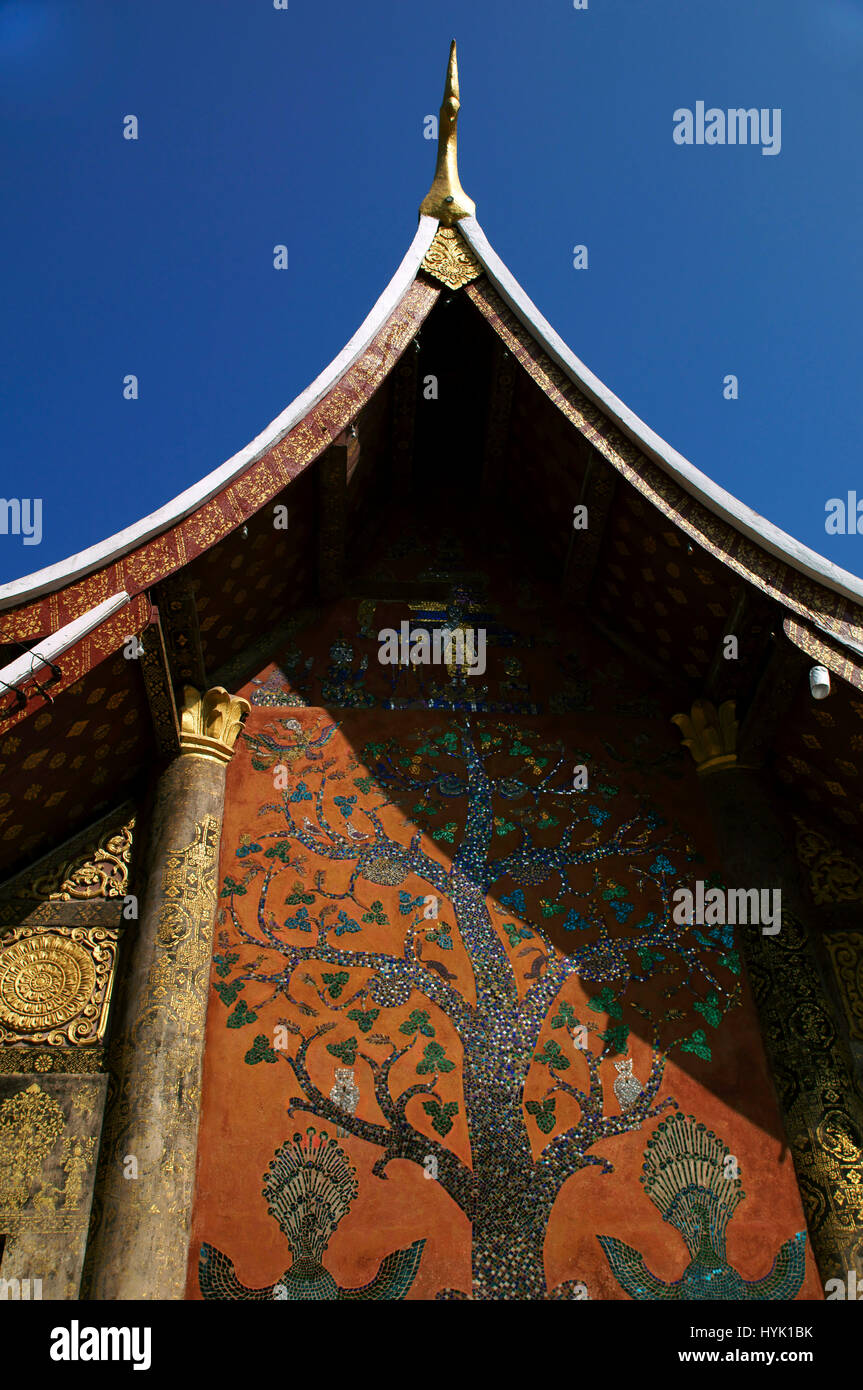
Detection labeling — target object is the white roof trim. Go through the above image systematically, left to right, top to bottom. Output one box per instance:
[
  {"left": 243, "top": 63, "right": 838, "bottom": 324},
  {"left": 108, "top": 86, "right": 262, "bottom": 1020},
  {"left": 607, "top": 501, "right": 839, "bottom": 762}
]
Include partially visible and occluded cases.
[
  {"left": 460, "top": 217, "right": 863, "bottom": 612},
  {"left": 0, "top": 218, "right": 440, "bottom": 613},
  {"left": 0, "top": 591, "right": 131, "bottom": 690}
]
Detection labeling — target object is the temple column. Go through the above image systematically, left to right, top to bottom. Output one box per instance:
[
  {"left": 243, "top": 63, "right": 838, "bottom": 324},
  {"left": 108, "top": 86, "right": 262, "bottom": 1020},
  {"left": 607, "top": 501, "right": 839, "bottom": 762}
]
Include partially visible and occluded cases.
[
  {"left": 83, "top": 686, "right": 249, "bottom": 1300},
  {"left": 672, "top": 699, "right": 863, "bottom": 1290}
]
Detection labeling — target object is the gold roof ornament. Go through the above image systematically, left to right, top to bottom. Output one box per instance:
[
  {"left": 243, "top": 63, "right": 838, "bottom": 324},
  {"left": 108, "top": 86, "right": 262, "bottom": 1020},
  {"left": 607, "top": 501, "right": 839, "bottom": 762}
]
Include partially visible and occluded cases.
[
  {"left": 419, "top": 40, "right": 476, "bottom": 226},
  {"left": 179, "top": 686, "right": 251, "bottom": 764},
  {"left": 671, "top": 699, "right": 739, "bottom": 774}
]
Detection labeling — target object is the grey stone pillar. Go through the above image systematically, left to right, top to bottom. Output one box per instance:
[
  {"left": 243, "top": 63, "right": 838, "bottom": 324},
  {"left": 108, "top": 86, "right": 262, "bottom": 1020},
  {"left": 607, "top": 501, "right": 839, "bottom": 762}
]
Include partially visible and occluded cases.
[{"left": 84, "top": 687, "right": 248, "bottom": 1300}]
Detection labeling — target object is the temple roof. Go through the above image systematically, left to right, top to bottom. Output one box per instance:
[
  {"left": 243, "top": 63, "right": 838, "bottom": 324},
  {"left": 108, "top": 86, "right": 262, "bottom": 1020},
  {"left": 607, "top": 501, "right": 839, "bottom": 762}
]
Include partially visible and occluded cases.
[{"left": 2, "top": 41, "right": 863, "bottom": 882}]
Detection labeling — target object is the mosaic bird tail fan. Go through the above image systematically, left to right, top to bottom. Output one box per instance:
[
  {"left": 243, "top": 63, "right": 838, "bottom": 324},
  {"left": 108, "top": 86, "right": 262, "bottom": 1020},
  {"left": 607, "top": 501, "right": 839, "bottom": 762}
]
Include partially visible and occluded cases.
[
  {"left": 597, "top": 1112, "right": 807, "bottom": 1300},
  {"left": 642, "top": 1112, "right": 743, "bottom": 1259},
  {"left": 199, "top": 1127, "right": 426, "bottom": 1300},
  {"left": 263, "top": 1127, "right": 359, "bottom": 1262}
]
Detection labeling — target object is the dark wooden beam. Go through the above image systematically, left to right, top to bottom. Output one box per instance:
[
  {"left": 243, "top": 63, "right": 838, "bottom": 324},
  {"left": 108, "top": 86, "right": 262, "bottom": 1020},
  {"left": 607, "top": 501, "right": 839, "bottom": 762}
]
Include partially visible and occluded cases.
[
  {"left": 480, "top": 339, "right": 516, "bottom": 503},
  {"left": 389, "top": 342, "right": 420, "bottom": 500},
  {"left": 318, "top": 429, "right": 359, "bottom": 602},
  {"left": 562, "top": 451, "right": 616, "bottom": 604},
  {"left": 155, "top": 571, "right": 208, "bottom": 691},
  {"left": 702, "top": 584, "right": 776, "bottom": 710},
  {"left": 139, "top": 609, "right": 180, "bottom": 757},
  {"left": 738, "top": 628, "right": 807, "bottom": 766}
]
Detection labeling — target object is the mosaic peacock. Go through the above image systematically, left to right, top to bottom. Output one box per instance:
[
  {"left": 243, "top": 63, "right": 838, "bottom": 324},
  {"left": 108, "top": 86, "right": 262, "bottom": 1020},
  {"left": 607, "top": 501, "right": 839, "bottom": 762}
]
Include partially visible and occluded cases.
[
  {"left": 597, "top": 1113, "right": 806, "bottom": 1300},
  {"left": 199, "top": 1128, "right": 425, "bottom": 1300}
]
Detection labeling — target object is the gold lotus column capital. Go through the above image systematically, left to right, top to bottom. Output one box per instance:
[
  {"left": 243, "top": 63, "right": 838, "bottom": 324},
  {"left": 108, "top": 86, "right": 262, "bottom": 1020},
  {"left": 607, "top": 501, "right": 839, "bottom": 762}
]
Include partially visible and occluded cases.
[
  {"left": 419, "top": 39, "right": 476, "bottom": 226},
  {"left": 179, "top": 686, "right": 250, "bottom": 765},
  {"left": 671, "top": 698, "right": 738, "bottom": 774}
]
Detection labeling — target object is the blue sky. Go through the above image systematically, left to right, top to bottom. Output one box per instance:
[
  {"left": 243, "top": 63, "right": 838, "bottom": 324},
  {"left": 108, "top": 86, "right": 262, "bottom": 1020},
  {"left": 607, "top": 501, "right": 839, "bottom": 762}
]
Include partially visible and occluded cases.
[{"left": 2, "top": 0, "right": 862, "bottom": 585}]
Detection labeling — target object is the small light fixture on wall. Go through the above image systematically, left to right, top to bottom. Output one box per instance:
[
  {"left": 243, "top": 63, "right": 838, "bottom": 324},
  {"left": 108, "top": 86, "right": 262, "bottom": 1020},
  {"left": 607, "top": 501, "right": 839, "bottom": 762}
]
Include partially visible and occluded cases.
[{"left": 809, "top": 664, "right": 831, "bottom": 700}]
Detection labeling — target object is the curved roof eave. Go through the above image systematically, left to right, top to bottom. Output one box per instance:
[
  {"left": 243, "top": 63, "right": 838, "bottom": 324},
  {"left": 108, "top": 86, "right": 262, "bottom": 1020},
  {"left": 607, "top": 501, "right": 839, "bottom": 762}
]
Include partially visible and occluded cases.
[
  {"left": 460, "top": 216, "right": 863, "bottom": 613},
  {"left": 0, "top": 218, "right": 440, "bottom": 614}
]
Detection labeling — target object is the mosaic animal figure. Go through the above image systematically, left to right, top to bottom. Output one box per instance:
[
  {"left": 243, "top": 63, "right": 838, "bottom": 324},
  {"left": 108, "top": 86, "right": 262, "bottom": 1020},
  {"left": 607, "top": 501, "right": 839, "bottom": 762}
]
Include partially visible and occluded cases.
[
  {"left": 244, "top": 717, "right": 339, "bottom": 772},
  {"left": 612, "top": 1057, "right": 644, "bottom": 1120},
  {"left": 597, "top": 1112, "right": 806, "bottom": 1300},
  {"left": 199, "top": 1128, "right": 425, "bottom": 1300}
]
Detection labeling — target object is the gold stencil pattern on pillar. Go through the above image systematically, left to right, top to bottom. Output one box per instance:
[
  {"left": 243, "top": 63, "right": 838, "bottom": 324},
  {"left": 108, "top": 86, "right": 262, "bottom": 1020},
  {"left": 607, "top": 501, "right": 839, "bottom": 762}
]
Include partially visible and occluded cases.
[
  {"left": 179, "top": 686, "right": 250, "bottom": 764},
  {"left": 99, "top": 814, "right": 220, "bottom": 1229},
  {"left": 0, "top": 926, "right": 119, "bottom": 1047}
]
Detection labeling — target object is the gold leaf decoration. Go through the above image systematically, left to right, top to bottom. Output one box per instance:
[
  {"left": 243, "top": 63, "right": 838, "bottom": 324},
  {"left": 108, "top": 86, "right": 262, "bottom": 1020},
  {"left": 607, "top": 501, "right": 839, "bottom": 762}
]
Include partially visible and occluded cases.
[
  {"left": 421, "top": 227, "right": 482, "bottom": 290},
  {"left": 179, "top": 686, "right": 251, "bottom": 765},
  {"left": 671, "top": 699, "right": 738, "bottom": 774}
]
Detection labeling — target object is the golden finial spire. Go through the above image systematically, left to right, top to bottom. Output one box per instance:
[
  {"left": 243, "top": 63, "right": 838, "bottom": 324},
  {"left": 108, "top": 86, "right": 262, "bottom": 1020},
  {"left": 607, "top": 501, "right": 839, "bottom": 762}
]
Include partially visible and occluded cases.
[{"left": 420, "top": 40, "right": 476, "bottom": 226}]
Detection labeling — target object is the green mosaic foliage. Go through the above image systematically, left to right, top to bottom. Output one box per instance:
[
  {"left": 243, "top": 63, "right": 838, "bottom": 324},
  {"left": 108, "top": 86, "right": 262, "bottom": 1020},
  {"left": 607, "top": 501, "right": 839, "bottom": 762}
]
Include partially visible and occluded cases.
[
  {"left": 285, "top": 882, "right": 315, "bottom": 905},
  {"left": 214, "top": 950, "right": 240, "bottom": 978},
  {"left": 321, "top": 971, "right": 350, "bottom": 999},
  {"left": 214, "top": 979, "right": 245, "bottom": 1007},
  {"left": 588, "top": 987, "right": 623, "bottom": 1020},
  {"left": 694, "top": 992, "right": 723, "bottom": 1028},
  {"left": 227, "top": 999, "right": 258, "bottom": 1028},
  {"left": 550, "top": 1002, "right": 576, "bottom": 1030},
  {"left": 348, "top": 1007, "right": 380, "bottom": 1033},
  {"left": 401, "top": 1009, "right": 436, "bottom": 1038},
  {"left": 598, "top": 1023, "right": 630, "bottom": 1055},
  {"left": 680, "top": 1029, "right": 712, "bottom": 1060},
  {"left": 245, "top": 1034, "right": 278, "bottom": 1065},
  {"left": 326, "top": 1036, "right": 358, "bottom": 1065},
  {"left": 535, "top": 1040, "right": 570, "bottom": 1071},
  {"left": 416, "top": 1041, "right": 454, "bottom": 1074},
  {"left": 526, "top": 1097, "right": 557, "bottom": 1134},
  {"left": 423, "top": 1099, "right": 459, "bottom": 1137}
]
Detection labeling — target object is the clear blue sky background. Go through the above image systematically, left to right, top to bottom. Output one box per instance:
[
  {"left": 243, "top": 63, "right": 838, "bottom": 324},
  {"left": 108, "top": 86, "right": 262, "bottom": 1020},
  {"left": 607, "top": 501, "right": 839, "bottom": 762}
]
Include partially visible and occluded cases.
[{"left": 2, "top": 0, "right": 861, "bottom": 586}]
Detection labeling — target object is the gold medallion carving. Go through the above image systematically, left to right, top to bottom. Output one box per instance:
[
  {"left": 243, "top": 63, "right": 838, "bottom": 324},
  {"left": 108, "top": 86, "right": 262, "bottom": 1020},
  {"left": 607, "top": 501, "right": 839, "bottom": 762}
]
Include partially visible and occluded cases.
[
  {"left": 421, "top": 227, "right": 482, "bottom": 290},
  {"left": 0, "top": 927, "right": 119, "bottom": 1048},
  {"left": 0, "top": 936, "right": 95, "bottom": 1031}
]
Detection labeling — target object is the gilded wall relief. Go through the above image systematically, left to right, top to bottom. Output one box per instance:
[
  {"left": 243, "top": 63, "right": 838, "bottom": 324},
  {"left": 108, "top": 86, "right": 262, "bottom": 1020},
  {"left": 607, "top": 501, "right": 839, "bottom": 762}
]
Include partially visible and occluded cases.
[
  {"left": 0, "top": 803, "right": 135, "bottom": 928},
  {"left": 794, "top": 819, "right": 863, "bottom": 907},
  {"left": 0, "top": 926, "right": 119, "bottom": 1049},
  {"left": 824, "top": 933, "right": 863, "bottom": 1042},
  {"left": 0, "top": 1076, "right": 105, "bottom": 1238}
]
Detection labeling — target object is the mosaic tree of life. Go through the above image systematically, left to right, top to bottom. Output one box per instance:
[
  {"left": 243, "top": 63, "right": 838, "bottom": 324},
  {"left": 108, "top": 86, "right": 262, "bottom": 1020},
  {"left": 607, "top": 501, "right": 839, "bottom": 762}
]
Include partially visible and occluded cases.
[{"left": 217, "top": 716, "right": 740, "bottom": 1299}]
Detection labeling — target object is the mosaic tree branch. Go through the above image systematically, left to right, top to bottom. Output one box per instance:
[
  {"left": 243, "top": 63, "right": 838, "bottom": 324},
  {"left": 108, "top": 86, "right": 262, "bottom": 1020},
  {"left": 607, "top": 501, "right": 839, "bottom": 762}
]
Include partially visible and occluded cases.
[{"left": 284, "top": 1027, "right": 474, "bottom": 1212}]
